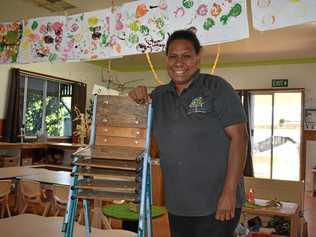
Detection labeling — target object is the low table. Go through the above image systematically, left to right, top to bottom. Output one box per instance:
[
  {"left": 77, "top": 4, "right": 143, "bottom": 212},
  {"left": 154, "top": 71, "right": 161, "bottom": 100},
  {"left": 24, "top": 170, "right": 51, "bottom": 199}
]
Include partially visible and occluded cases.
[
  {"left": 103, "top": 203, "right": 165, "bottom": 232},
  {"left": 0, "top": 214, "right": 136, "bottom": 237}
]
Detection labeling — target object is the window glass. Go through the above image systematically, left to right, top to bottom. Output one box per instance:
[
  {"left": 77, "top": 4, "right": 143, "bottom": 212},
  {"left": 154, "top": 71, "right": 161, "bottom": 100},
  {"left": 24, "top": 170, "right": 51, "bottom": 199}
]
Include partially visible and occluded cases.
[{"left": 25, "top": 77, "right": 44, "bottom": 136}]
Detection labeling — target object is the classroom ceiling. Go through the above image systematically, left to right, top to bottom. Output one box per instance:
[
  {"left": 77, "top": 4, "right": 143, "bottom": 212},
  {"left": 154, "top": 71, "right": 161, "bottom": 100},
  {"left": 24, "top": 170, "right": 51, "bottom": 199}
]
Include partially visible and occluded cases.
[{"left": 1, "top": 0, "right": 316, "bottom": 70}]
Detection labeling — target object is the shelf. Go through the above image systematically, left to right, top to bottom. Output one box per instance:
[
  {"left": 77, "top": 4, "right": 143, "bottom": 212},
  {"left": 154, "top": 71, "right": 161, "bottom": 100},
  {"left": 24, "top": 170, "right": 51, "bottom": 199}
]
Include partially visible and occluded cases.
[{"left": 304, "top": 130, "right": 316, "bottom": 140}]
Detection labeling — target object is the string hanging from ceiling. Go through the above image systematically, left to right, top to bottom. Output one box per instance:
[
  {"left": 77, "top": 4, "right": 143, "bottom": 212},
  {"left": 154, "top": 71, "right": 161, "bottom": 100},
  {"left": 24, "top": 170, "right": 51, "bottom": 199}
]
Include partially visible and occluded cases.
[
  {"left": 210, "top": 45, "right": 221, "bottom": 74},
  {"left": 145, "top": 52, "right": 164, "bottom": 85}
]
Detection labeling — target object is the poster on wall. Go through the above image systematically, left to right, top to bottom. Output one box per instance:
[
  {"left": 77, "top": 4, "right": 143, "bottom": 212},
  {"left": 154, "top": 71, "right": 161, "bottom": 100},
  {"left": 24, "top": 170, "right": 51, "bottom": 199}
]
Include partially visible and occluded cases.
[
  {"left": 111, "top": 0, "right": 169, "bottom": 57},
  {"left": 166, "top": 0, "right": 249, "bottom": 45},
  {"left": 251, "top": 0, "right": 316, "bottom": 31},
  {"left": 63, "top": 13, "right": 84, "bottom": 61},
  {"left": 18, "top": 16, "right": 66, "bottom": 63},
  {"left": 0, "top": 21, "right": 23, "bottom": 64}
]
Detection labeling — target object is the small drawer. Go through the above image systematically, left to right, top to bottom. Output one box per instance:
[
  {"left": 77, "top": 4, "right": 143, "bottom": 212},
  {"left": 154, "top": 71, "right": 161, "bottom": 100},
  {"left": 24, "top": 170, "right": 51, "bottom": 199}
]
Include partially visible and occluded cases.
[
  {"left": 96, "top": 126, "right": 147, "bottom": 139},
  {"left": 96, "top": 136, "right": 145, "bottom": 148},
  {"left": 0, "top": 156, "right": 18, "bottom": 167},
  {"left": 22, "top": 157, "right": 33, "bottom": 166}
]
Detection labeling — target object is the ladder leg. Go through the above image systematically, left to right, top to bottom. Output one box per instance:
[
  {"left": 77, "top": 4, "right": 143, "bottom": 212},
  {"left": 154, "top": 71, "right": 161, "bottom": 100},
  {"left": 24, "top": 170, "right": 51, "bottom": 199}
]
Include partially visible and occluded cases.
[
  {"left": 138, "top": 104, "right": 153, "bottom": 237},
  {"left": 137, "top": 153, "right": 147, "bottom": 237},
  {"left": 146, "top": 161, "right": 153, "bottom": 237},
  {"left": 63, "top": 162, "right": 79, "bottom": 233},
  {"left": 64, "top": 171, "right": 79, "bottom": 237},
  {"left": 68, "top": 193, "right": 78, "bottom": 237},
  {"left": 83, "top": 199, "right": 91, "bottom": 237}
]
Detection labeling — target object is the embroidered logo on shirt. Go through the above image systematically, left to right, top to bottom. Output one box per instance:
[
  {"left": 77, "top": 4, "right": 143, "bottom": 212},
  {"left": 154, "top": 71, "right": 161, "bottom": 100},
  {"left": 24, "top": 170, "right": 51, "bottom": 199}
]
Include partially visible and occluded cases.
[{"left": 187, "top": 96, "right": 208, "bottom": 114}]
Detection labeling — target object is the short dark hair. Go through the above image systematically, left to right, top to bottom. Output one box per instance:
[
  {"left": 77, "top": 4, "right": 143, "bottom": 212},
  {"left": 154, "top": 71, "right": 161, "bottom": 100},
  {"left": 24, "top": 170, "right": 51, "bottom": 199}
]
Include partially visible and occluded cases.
[{"left": 165, "top": 30, "right": 202, "bottom": 55}]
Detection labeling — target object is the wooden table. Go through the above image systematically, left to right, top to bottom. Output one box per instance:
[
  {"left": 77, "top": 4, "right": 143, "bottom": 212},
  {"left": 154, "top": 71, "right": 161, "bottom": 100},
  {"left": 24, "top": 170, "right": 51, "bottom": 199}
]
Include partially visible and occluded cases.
[
  {"left": 0, "top": 142, "right": 85, "bottom": 166},
  {"left": 0, "top": 142, "right": 85, "bottom": 150},
  {"left": 0, "top": 166, "right": 49, "bottom": 179},
  {"left": 312, "top": 168, "right": 316, "bottom": 197},
  {"left": 18, "top": 170, "right": 72, "bottom": 186},
  {"left": 242, "top": 199, "right": 299, "bottom": 237},
  {"left": 0, "top": 214, "right": 136, "bottom": 237}
]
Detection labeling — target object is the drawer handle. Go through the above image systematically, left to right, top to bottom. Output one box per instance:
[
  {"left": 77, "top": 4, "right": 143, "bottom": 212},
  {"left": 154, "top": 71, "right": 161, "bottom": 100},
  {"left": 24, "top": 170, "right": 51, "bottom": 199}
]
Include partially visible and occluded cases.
[
  {"left": 103, "top": 100, "right": 109, "bottom": 104},
  {"left": 102, "top": 118, "right": 108, "bottom": 123},
  {"left": 135, "top": 120, "right": 139, "bottom": 125},
  {"left": 104, "top": 128, "right": 108, "bottom": 132},
  {"left": 135, "top": 131, "right": 140, "bottom": 135},
  {"left": 104, "top": 138, "right": 108, "bottom": 143},
  {"left": 134, "top": 140, "right": 139, "bottom": 144}
]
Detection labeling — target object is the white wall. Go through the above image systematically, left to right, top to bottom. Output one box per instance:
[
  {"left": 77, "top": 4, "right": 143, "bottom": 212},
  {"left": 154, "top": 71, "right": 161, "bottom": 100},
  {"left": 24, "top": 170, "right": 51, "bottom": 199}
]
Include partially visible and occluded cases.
[
  {"left": 0, "top": 61, "right": 103, "bottom": 118},
  {"left": 114, "top": 62, "right": 316, "bottom": 190},
  {"left": 115, "top": 63, "right": 316, "bottom": 108}
]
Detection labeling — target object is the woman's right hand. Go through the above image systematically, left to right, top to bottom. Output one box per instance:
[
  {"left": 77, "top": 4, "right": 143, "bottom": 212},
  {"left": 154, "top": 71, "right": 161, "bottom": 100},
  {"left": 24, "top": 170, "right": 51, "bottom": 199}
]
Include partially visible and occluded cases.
[{"left": 128, "top": 86, "right": 151, "bottom": 104}]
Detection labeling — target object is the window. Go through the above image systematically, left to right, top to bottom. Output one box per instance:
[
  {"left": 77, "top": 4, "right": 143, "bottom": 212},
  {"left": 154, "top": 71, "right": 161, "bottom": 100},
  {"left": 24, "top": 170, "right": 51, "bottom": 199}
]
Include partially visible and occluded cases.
[
  {"left": 20, "top": 73, "right": 72, "bottom": 138},
  {"left": 250, "top": 90, "right": 303, "bottom": 181}
]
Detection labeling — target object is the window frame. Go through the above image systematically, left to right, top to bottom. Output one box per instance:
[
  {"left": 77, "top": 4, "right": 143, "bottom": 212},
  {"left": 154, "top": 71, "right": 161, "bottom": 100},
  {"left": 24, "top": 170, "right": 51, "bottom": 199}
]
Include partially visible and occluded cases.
[{"left": 18, "top": 69, "right": 75, "bottom": 139}]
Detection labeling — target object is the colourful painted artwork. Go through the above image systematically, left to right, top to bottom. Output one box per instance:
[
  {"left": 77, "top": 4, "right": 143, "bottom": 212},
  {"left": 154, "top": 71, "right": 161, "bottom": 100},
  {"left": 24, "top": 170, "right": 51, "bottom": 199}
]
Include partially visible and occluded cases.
[
  {"left": 1, "top": 0, "right": 251, "bottom": 65},
  {"left": 111, "top": 0, "right": 169, "bottom": 56},
  {"left": 166, "top": 0, "right": 249, "bottom": 45},
  {"left": 252, "top": 0, "right": 316, "bottom": 31},
  {"left": 81, "top": 9, "right": 113, "bottom": 60},
  {"left": 63, "top": 13, "right": 84, "bottom": 61},
  {"left": 18, "top": 16, "right": 66, "bottom": 63},
  {"left": 0, "top": 21, "right": 23, "bottom": 64}
]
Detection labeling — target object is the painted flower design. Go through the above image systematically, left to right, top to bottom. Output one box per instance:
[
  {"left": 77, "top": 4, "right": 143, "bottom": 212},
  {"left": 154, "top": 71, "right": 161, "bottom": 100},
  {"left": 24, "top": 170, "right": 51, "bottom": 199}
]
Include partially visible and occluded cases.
[
  {"left": 211, "top": 3, "right": 222, "bottom": 17},
  {"left": 197, "top": 4, "right": 208, "bottom": 16}
]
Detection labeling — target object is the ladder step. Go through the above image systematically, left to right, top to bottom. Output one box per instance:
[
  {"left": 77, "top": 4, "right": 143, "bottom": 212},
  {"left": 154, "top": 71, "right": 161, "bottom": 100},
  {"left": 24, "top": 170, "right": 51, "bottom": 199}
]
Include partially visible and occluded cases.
[
  {"left": 75, "top": 145, "right": 144, "bottom": 161},
  {"left": 75, "top": 158, "right": 138, "bottom": 171},
  {"left": 76, "top": 167, "right": 136, "bottom": 181},
  {"left": 76, "top": 179, "right": 137, "bottom": 193},
  {"left": 77, "top": 189, "right": 138, "bottom": 202}
]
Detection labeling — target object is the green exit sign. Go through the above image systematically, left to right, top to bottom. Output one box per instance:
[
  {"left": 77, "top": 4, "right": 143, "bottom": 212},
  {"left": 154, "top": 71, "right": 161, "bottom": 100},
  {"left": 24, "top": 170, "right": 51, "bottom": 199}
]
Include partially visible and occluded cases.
[{"left": 272, "top": 79, "right": 288, "bottom": 87}]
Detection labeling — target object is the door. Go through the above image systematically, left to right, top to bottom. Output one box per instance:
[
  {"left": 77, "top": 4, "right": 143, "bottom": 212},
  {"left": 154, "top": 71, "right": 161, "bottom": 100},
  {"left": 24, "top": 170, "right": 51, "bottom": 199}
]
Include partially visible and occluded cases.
[{"left": 251, "top": 91, "right": 302, "bottom": 181}]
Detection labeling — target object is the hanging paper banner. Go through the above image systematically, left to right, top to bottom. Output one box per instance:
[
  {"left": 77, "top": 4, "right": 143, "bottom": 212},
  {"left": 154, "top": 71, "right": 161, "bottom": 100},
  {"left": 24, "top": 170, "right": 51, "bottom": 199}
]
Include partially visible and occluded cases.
[
  {"left": 111, "top": 0, "right": 169, "bottom": 56},
  {"left": 166, "top": 0, "right": 249, "bottom": 45},
  {"left": 252, "top": 0, "right": 316, "bottom": 31},
  {"left": 81, "top": 9, "right": 113, "bottom": 60},
  {"left": 63, "top": 13, "right": 84, "bottom": 61},
  {"left": 18, "top": 16, "right": 66, "bottom": 63},
  {"left": 0, "top": 21, "right": 23, "bottom": 64}
]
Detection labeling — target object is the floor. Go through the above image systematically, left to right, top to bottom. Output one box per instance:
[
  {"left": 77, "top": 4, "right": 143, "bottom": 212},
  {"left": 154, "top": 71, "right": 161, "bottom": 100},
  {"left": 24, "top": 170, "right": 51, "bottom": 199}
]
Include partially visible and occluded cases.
[{"left": 111, "top": 192, "right": 316, "bottom": 237}]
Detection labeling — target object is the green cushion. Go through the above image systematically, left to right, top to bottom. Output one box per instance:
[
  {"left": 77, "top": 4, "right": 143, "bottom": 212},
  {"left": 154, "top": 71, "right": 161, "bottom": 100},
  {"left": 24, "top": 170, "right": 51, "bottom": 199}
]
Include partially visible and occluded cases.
[{"left": 103, "top": 203, "right": 165, "bottom": 221}]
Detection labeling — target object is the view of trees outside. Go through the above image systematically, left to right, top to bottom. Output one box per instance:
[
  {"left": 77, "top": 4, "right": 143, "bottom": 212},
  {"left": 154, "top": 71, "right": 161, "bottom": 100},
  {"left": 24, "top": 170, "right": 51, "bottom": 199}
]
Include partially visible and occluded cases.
[
  {"left": 24, "top": 78, "right": 72, "bottom": 137},
  {"left": 25, "top": 78, "right": 43, "bottom": 136},
  {"left": 251, "top": 92, "right": 302, "bottom": 181}
]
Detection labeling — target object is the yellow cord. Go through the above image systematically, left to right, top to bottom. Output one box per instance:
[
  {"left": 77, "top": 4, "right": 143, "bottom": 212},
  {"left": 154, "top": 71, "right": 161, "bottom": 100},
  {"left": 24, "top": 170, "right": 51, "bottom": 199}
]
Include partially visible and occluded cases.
[
  {"left": 210, "top": 45, "right": 221, "bottom": 74},
  {"left": 145, "top": 52, "right": 164, "bottom": 85},
  {"left": 108, "top": 60, "right": 111, "bottom": 71}
]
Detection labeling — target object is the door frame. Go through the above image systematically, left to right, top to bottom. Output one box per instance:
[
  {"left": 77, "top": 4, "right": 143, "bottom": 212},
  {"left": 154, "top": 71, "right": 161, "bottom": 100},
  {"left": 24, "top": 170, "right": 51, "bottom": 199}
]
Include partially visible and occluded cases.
[{"left": 241, "top": 88, "right": 304, "bottom": 180}]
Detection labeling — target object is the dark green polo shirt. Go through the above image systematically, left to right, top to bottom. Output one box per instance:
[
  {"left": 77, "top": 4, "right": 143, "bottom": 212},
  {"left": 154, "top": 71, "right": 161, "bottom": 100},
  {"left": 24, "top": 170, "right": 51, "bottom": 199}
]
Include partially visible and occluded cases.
[{"left": 151, "top": 71, "right": 246, "bottom": 216}]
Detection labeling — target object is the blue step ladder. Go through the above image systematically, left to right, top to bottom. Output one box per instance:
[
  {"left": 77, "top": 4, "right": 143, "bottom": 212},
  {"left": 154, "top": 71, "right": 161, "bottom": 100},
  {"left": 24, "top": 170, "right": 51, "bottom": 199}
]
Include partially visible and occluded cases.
[{"left": 62, "top": 94, "right": 153, "bottom": 237}]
